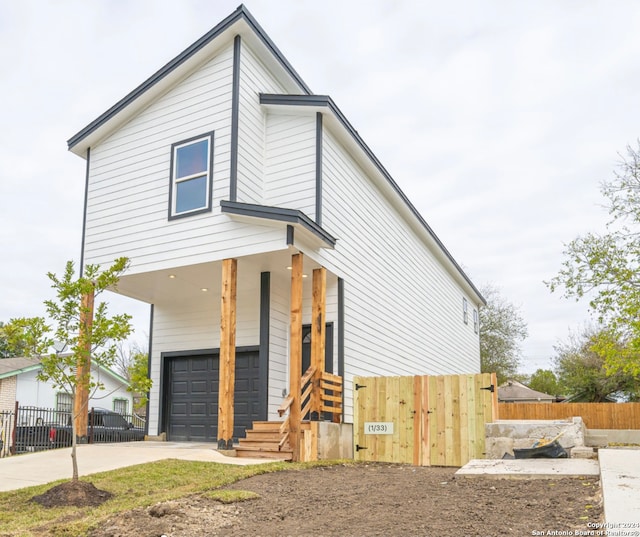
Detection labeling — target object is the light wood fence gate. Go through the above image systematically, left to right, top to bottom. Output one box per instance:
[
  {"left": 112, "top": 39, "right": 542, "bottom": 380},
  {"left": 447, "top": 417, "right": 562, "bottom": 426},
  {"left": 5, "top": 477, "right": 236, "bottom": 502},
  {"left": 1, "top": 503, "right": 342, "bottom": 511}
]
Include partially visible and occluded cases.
[{"left": 354, "top": 372, "right": 498, "bottom": 467}]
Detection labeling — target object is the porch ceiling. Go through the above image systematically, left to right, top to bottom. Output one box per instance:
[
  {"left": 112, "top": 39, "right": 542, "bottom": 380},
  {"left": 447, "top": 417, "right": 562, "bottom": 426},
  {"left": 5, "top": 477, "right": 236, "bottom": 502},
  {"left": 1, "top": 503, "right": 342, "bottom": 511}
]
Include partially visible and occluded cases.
[{"left": 112, "top": 249, "right": 327, "bottom": 305}]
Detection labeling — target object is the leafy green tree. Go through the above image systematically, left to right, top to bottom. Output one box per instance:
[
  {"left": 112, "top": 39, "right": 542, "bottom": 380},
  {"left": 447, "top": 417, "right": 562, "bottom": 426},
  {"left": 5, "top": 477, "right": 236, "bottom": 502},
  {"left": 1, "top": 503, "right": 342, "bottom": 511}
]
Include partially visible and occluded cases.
[
  {"left": 548, "top": 142, "right": 640, "bottom": 376},
  {"left": 35, "top": 258, "right": 133, "bottom": 482},
  {"left": 479, "top": 284, "right": 528, "bottom": 385},
  {"left": 0, "top": 318, "right": 50, "bottom": 358},
  {"left": 554, "top": 326, "right": 639, "bottom": 402},
  {"left": 115, "top": 342, "right": 152, "bottom": 409},
  {"left": 527, "top": 369, "right": 564, "bottom": 397}
]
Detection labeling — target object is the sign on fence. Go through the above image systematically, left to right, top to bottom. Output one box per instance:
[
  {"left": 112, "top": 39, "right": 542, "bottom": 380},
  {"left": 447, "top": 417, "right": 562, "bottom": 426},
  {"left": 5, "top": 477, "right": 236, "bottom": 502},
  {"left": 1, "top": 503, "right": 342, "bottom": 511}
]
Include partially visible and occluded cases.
[{"left": 354, "top": 372, "right": 498, "bottom": 467}]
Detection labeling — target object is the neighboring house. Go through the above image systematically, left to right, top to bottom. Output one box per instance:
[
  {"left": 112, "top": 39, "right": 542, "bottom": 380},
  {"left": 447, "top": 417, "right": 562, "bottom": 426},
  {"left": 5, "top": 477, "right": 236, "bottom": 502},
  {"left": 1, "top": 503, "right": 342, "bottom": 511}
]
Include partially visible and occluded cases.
[
  {"left": 67, "top": 5, "right": 485, "bottom": 446},
  {"left": 0, "top": 357, "right": 134, "bottom": 415},
  {"left": 498, "top": 380, "right": 556, "bottom": 403}
]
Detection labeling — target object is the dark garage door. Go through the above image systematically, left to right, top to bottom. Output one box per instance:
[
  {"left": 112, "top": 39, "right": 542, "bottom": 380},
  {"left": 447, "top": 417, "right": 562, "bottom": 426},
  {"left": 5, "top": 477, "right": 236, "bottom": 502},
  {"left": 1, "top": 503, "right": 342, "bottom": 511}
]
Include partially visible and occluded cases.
[{"left": 165, "top": 351, "right": 261, "bottom": 442}]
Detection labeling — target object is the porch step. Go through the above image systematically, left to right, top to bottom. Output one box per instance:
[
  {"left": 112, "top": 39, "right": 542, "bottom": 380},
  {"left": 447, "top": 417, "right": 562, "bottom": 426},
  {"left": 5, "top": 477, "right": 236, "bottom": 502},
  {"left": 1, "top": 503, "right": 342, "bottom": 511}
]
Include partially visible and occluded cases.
[{"left": 236, "top": 420, "right": 293, "bottom": 461}]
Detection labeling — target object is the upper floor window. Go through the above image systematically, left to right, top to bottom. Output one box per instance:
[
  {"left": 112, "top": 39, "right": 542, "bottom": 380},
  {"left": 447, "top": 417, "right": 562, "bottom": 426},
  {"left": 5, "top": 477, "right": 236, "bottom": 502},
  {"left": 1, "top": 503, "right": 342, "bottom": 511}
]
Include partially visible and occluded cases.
[
  {"left": 169, "top": 132, "right": 214, "bottom": 219},
  {"left": 463, "top": 298, "right": 469, "bottom": 324},
  {"left": 473, "top": 309, "right": 479, "bottom": 334}
]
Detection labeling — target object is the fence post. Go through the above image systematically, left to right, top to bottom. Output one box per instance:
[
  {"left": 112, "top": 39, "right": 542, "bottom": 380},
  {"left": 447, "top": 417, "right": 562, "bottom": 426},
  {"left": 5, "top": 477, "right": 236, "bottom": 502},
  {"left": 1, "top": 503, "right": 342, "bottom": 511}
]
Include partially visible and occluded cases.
[{"left": 10, "top": 401, "right": 18, "bottom": 455}]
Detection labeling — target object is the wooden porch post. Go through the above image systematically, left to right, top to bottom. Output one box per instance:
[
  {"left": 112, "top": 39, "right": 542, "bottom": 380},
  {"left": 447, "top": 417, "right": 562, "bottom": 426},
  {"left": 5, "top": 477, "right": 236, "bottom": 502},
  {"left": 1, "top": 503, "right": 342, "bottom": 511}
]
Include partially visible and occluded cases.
[
  {"left": 289, "top": 253, "right": 303, "bottom": 461},
  {"left": 218, "top": 258, "right": 237, "bottom": 450},
  {"left": 310, "top": 267, "right": 326, "bottom": 420},
  {"left": 74, "top": 286, "right": 94, "bottom": 442}
]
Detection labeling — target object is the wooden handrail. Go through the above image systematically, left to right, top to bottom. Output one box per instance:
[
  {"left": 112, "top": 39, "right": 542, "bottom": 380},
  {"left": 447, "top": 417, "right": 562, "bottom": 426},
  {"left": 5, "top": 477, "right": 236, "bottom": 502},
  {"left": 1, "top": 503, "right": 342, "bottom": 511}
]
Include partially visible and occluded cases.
[
  {"left": 277, "top": 366, "right": 343, "bottom": 453},
  {"left": 301, "top": 366, "right": 316, "bottom": 386},
  {"left": 278, "top": 395, "right": 294, "bottom": 418}
]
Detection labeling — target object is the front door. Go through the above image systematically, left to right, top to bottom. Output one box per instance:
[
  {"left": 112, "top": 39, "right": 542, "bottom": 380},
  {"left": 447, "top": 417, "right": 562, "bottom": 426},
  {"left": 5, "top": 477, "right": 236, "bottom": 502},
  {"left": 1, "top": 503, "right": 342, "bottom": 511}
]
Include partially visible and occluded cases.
[{"left": 301, "top": 323, "right": 334, "bottom": 374}]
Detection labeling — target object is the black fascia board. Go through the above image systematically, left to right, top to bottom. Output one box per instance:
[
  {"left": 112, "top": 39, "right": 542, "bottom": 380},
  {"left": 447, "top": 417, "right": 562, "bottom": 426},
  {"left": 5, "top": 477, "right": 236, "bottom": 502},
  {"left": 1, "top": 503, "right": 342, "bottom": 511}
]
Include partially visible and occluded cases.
[
  {"left": 67, "top": 5, "right": 311, "bottom": 150},
  {"left": 260, "top": 92, "right": 485, "bottom": 304},
  {"left": 220, "top": 200, "right": 336, "bottom": 248}
]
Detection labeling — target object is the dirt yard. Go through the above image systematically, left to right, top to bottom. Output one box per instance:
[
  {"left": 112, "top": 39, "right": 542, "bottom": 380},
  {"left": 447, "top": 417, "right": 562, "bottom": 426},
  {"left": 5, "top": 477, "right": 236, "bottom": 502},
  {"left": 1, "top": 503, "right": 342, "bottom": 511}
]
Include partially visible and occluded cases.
[{"left": 89, "top": 463, "right": 602, "bottom": 537}]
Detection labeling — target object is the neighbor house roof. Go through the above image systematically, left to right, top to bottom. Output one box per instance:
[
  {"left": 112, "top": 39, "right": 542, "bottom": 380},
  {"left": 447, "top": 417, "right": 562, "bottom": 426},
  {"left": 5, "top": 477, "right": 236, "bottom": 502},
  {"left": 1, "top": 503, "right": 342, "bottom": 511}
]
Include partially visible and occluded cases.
[
  {"left": 0, "top": 356, "right": 130, "bottom": 386},
  {"left": 0, "top": 357, "right": 41, "bottom": 380},
  {"left": 498, "top": 380, "right": 555, "bottom": 403}
]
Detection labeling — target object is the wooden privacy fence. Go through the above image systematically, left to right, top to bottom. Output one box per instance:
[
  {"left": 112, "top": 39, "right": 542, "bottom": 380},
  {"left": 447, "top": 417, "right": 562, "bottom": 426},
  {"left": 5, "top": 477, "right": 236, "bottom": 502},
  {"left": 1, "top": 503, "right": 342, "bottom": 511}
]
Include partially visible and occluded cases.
[
  {"left": 354, "top": 372, "right": 498, "bottom": 467},
  {"left": 498, "top": 402, "right": 640, "bottom": 429}
]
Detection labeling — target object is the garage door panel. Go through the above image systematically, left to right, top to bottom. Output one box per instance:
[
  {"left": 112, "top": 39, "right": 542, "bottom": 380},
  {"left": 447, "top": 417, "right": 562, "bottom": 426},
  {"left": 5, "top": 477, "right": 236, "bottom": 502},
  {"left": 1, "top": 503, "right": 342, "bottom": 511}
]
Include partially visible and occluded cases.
[
  {"left": 166, "top": 351, "right": 261, "bottom": 442},
  {"left": 190, "top": 380, "right": 208, "bottom": 394}
]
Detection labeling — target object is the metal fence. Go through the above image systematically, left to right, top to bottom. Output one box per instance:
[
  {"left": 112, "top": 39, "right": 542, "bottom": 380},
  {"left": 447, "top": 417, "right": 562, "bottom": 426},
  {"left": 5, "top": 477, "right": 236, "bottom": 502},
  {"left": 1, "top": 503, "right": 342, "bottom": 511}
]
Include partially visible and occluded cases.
[
  {"left": 1, "top": 404, "right": 147, "bottom": 456},
  {"left": 0, "top": 410, "right": 14, "bottom": 458}
]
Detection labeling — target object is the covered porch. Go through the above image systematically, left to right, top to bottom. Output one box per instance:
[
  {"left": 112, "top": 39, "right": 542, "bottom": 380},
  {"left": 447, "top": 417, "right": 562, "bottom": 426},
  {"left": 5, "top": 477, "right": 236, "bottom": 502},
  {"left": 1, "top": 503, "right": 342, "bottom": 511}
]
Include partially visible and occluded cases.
[{"left": 114, "top": 247, "right": 345, "bottom": 461}]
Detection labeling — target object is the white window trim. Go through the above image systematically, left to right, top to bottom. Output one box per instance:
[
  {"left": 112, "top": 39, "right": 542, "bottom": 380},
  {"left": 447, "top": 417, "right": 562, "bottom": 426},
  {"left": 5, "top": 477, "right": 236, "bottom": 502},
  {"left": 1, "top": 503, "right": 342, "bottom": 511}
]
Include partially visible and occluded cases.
[{"left": 169, "top": 132, "right": 214, "bottom": 219}]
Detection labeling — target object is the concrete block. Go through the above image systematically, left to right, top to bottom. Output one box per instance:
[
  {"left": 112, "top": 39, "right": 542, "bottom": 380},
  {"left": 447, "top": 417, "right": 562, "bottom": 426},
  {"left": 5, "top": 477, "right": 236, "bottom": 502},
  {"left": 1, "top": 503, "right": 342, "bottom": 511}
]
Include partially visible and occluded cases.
[
  {"left": 485, "top": 418, "right": 586, "bottom": 459},
  {"left": 317, "top": 422, "right": 353, "bottom": 460},
  {"left": 588, "top": 429, "right": 640, "bottom": 446},
  {"left": 584, "top": 433, "right": 608, "bottom": 448},
  {"left": 571, "top": 446, "right": 597, "bottom": 459},
  {"left": 456, "top": 458, "right": 600, "bottom": 479}
]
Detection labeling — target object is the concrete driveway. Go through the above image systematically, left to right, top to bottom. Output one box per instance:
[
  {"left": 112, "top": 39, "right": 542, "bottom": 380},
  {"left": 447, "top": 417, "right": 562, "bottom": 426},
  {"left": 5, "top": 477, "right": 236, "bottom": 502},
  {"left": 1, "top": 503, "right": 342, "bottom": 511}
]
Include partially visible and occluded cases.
[{"left": 0, "top": 442, "right": 273, "bottom": 492}]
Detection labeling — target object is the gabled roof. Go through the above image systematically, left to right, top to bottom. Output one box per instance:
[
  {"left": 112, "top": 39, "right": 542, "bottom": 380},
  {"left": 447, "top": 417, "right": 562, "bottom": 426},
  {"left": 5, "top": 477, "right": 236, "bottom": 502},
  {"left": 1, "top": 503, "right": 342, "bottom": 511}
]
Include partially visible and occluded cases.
[
  {"left": 67, "top": 4, "right": 309, "bottom": 156},
  {"left": 66, "top": 5, "right": 485, "bottom": 306},
  {"left": 0, "top": 356, "right": 130, "bottom": 386},
  {"left": 0, "top": 357, "right": 41, "bottom": 380},
  {"left": 498, "top": 379, "right": 556, "bottom": 402}
]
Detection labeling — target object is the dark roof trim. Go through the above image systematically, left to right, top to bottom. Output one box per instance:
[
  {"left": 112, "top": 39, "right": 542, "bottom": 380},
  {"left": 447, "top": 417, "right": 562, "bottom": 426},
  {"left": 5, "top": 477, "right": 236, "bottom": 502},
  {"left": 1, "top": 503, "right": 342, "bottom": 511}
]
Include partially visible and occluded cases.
[
  {"left": 67, "top": 4, "right": 311, "bottom": 150},
  {"left": 229, "top": 35, "right": 241, "bottom": 202},
  {"left": 260, "top": 93, "right": 485, "bottom": 304},
  {"left": 220, "top": 200, "right": 336, "bottom": 248}
]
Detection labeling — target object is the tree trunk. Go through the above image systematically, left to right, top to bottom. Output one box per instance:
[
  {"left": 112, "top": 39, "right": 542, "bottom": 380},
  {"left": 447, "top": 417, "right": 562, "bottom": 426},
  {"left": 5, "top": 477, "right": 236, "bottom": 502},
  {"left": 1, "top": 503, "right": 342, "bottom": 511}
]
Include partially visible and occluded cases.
[{"left": 71, "top": 418, "right": 79, "bottom": 482}]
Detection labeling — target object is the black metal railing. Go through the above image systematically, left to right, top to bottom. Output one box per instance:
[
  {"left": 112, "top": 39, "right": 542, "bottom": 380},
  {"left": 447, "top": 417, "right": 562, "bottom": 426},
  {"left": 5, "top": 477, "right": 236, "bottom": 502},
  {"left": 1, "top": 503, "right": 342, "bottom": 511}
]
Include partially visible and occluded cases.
[{"left": 5, "top": 404, "right": 146, "bottom": 455}]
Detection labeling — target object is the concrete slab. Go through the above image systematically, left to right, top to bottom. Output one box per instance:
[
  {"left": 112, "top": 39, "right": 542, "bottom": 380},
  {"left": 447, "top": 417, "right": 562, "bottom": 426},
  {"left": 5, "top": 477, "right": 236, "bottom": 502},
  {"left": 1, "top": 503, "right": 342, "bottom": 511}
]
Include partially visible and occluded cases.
[
  {"left": 0, "top": 442, "right": 276, "bottom": 492},
  {"left": 598, "top": 448, "right": 640, "bottom": 526},
  {"left": 456, "top": 458, "right": 600, "bottom": 479}
]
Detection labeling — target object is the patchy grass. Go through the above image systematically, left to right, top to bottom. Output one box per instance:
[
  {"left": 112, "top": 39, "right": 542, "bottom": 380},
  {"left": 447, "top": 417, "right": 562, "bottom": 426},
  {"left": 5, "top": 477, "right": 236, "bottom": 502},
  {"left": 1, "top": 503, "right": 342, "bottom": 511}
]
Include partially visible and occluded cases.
[{"left": 0, "top": 458, "right": 345, "bottom": 537}]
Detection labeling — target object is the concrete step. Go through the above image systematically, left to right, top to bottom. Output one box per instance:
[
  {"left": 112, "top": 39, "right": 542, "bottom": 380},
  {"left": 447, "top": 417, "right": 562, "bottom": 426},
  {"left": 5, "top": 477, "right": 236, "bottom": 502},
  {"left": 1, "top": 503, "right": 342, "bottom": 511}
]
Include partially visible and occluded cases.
[
  {"left": 585, "top": 434, "right": 608, "bottom": 448},
  {"left": 571, "top": 446, "right": 597, "bottom": 459}
]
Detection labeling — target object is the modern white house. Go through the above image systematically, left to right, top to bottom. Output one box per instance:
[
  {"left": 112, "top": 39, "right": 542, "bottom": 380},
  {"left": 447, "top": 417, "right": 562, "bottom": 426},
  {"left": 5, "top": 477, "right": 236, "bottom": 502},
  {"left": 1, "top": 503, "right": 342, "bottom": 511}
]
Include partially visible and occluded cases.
[
  {"left": 67, "top": 5, "right": 484, "bottom": 456},
  {"left": 0, "top": 357, "right": 134, "bottom": 415}
]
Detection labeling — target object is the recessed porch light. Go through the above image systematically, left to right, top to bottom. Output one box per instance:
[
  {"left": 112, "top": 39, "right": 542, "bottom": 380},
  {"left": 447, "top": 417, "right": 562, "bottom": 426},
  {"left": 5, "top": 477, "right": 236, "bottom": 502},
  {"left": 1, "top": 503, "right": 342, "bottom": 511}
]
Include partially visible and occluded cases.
[
  {"left": 168, "top": 274, "right": 176, "bottom": 279},
  {"left": 201, "top": 287, "right": 209, "bottom": 292}
]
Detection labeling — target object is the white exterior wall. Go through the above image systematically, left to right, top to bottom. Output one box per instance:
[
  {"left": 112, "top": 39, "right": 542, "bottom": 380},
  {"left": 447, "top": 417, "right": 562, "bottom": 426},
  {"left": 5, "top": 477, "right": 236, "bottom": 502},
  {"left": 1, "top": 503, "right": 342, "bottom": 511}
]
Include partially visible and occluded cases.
[
  {"left": 78, "top": 23, "right": 481, "bottom": 432},
  {"left": 236, "top": 43, "right": 286, "bottom": 205},
  {"left": 84, "top": 44, "right": 287, "bottom": 275},
  {"left": 263, "top": 113, "right": 316, "bottom": 216},
  {"left": 315, "top": 130, "right": 481, "bottom": 421},
  {"left": 267, "top": 270, "right": 290, "bottom": 419},
  {"left": 148, "top": 279, "right": 263, "bottom": 434},
  {"left": 13, "top": 368, "right": 133, "bottom": 413}
]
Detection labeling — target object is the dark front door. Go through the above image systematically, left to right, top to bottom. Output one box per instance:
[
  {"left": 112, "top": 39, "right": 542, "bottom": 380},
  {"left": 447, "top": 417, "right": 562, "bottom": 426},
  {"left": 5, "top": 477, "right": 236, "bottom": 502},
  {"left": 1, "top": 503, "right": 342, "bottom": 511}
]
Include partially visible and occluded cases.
[
  {"left": 302, "top": 323, "right": 334, "bottom": 374},
  {"left": 165, "top": 350, "right": 261, "bottom": 442}
]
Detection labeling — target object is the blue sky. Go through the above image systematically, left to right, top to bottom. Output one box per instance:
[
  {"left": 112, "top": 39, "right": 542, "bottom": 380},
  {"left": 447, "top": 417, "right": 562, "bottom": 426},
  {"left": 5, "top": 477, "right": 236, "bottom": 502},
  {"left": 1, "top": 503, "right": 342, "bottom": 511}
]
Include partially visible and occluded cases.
[{"left": 2, "top": 0, "right": 639, "bottom": 373}]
